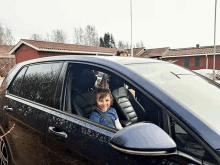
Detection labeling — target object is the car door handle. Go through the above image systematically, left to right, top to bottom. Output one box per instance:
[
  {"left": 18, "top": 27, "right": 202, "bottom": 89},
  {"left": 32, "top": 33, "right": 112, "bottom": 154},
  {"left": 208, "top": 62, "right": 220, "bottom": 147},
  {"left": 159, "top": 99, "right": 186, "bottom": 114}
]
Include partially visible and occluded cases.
[
  {"left": 3, "top": 106, "right": 13, "bottom": 112},
  {"left": 48, "top": 126, "right": 68, "bottom": 139}
]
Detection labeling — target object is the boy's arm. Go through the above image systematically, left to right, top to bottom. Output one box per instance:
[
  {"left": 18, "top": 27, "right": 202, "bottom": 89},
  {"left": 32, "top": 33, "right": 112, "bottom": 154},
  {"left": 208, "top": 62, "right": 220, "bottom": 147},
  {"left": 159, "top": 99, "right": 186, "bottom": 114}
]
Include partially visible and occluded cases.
[
  {"left": 112, "top": 108, "right": 123, "bottom": 130},
  {"left": 115, "top": 119, "right": 123, "bottom": 130}
]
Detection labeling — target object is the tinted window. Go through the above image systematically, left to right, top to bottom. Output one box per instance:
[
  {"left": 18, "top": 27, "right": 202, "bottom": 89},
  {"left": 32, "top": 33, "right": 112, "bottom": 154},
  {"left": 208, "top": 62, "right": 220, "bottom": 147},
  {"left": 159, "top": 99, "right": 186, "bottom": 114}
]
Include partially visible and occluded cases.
[
  {"left": 195, "top": 56, "right": 200, "bottom": 66},
  {"left": 184, "top": 57, "right": 189, "bottom": 67},
  {"left": 20, "top": 63, "right": 63, "bottom": 107},
  {"left": 8, "top": 67, "right": 27, "bottom": 96},
  {"left": 136, "top": 93, "right": 163, "bottom": 127},
  {"left": 171, "top": 118, "right": 205, "bottom": 159}
]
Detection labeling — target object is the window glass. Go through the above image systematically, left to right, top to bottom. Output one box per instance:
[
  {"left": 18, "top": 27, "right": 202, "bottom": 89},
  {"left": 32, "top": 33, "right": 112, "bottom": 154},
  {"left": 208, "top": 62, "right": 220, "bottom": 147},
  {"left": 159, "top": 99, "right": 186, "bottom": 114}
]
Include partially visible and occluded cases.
[
  {"left": 195, "top": 56, "right": 200, "bottom": 67},
  {"left": 184, "top": 57, "right": 189, "bottom": 67},
  {"left": 20, "top": 63, "right": 63, "bottom": 107},
  {"left": 127, "top": 63, "right": 220, "bottom": 135},
  {"left": 8, "top": 67, "right": 27, "bottom": 96},
  {"left": 136, "top": 93, "right": 163, "bottom": 127},
  {"left": 170, "top": 117, "right": 217, "bottom": 163},
  {"left": 171, "top": 117, "right": 205, "bottom": 159},
  {"left": 203, "top": 150, "right": 218, "bottom": 164}
]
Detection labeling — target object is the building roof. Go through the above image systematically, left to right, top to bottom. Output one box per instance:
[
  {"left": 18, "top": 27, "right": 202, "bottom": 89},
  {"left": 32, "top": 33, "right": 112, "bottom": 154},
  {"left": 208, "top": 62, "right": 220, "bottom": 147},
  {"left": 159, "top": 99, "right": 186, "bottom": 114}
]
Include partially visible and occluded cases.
[
  {"left": 9, "top": 39, "right": 117, "bottom": 56},
  {"left": 0, "top": 45, "right": 15, "bottom": 56},
  {"left": 162, "top": 45, "right": 220, "bottom": 58},
  {"left": 139, "top": 47, "right": 170, "bottom": 58},
  {"left": 126, "top": 48, "right": 145, "bottom": 56}
]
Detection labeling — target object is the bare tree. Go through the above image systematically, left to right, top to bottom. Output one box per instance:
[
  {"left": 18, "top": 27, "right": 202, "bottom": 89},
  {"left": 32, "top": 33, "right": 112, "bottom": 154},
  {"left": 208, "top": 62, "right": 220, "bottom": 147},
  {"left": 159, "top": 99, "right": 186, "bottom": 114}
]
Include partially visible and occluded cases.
[
  {"left": 0, "top": 23, "right": 4, "bottom": 44},
  {"left": 0, "top": 24, "right": 15, "bottom": 45},
  {"left": 73, "top": 25, "right": 99, "bottom": 46},
  {"left": 84, "top": 25, "right": 99, "bottom": 46},
  {"left": 73, "top": 27, "right": 84, "bottom": 45},
  {"left": 78, "top": 27, "right": 84, "bottom": 45},
  {"left": 73, "top": 28, "right": 80, "bottom": 44},
  {"left": 51, "top": 29, "right": 68, "bottom": 43},
  {"left": 44, "top": 33, "right": 51, "bottom": 42},
  {"left": 30, "top": 34, "right": 43, "bottom": 41},
  {"left": 116, "top": 40, "right": 131, "bottom": 49},
  {"left": 117, "top": 40, "right": 125, "bottom": 49},
  {"left": 135, "top": 40, "right": 144, "bottom": 48},
  {"left": 125, "top": 41, "right": 130, "bottom": 49}
]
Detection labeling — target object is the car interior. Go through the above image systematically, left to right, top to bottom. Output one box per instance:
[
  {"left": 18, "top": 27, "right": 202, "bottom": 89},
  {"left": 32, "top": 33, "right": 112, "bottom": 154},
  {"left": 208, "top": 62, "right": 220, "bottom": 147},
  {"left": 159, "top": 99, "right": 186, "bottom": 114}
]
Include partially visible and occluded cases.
[{"left": 63, "top": 63, "right": 162, "bottom": 130}]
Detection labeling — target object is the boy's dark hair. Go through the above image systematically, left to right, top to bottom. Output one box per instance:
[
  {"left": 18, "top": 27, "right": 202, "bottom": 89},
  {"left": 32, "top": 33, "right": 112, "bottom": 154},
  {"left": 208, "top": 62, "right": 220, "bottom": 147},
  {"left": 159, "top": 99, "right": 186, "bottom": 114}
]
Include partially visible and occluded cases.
[
  {"left": 116, "top": 49, "right": 128, "bottom": 56},
  {"left": 94, "top": 88, "right": 113, "bottom": 106}
]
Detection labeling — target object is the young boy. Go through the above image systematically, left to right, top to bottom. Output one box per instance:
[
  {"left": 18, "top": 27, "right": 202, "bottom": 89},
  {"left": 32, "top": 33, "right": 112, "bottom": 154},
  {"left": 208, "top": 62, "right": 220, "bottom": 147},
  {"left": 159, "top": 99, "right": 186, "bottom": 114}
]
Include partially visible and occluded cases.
[{"left": 89, "top": 88, "right": 123, "bottom": 130}]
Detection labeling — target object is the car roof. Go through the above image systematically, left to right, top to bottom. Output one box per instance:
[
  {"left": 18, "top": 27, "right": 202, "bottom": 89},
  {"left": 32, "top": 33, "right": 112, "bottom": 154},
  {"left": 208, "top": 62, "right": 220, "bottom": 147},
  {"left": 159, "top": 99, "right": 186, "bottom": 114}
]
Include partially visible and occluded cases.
[{"left": 17, "top": 55, "right": 166, "bottom": 66}]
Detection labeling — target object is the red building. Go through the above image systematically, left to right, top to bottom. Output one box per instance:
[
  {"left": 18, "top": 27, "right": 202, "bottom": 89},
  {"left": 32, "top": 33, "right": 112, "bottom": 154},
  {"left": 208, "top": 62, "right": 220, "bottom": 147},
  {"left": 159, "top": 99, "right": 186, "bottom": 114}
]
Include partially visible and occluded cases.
[
  {"left": 8, "top": 39, "right": 220, "bottom": 71},
  {"left": 9, "top": 39, "right": 117, "bottom": 64},
  {"left": 129, "top": 45, "right": 220, "bottom": 70},
  {"left": 161, "top": 45, "right": 220, "bottom": 70}
]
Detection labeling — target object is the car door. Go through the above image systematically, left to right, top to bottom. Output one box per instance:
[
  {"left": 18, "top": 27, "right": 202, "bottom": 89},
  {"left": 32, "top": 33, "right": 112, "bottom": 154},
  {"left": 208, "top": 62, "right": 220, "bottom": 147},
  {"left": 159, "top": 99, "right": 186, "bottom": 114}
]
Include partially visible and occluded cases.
[
  {"left": 3, "top": 62, "right": 63, "bottom": 164},
  {"left": 46, "top": 62, "right": 182, "bottom": 165}
]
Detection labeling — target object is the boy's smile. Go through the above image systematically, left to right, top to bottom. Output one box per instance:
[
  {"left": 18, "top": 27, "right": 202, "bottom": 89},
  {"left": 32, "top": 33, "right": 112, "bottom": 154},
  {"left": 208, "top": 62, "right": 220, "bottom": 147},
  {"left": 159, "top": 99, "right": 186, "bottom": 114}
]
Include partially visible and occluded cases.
[{"left": 96, "top": 94, "right": 111, "bottom": 112}]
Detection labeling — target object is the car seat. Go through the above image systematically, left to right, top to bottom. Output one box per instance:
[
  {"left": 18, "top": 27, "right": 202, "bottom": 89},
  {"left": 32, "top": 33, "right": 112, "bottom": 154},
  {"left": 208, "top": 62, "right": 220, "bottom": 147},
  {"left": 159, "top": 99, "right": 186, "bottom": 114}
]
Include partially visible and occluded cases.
[
  {"left": 71, "top": 68, "right": 97, "bottom": 118},
  {"left": 109, "top": 75, "right": 146, "bottom": 126}
]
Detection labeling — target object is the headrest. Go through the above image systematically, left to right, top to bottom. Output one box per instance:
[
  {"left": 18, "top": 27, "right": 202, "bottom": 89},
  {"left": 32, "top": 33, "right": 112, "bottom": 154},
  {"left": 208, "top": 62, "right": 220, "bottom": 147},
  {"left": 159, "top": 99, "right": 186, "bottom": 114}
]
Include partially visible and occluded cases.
[
  {"left": 73, "top": 69, "right": 96, "bottom": 90},
  {"left": 108, "top": 75, "right": 124, "bottom": 90},
  {"left": 112, "top": 87, "right": 128, "bottom": 99}
]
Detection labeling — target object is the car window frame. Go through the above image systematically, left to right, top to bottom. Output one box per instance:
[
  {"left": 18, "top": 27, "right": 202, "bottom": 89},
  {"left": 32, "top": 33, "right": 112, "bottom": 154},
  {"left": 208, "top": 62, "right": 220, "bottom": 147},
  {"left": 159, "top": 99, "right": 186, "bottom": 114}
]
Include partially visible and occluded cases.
[
  {"left": 7, "top": 61, "right": 64, "bottom": 109},
  {"left": 53, "top": 61, "right": 68, "bottom": 110},
  {"left": 60, "top": 61, "right": 171, "bottom": 133},
  {"left": 59, "top": 62, "right": 117, "bottom": 133}
]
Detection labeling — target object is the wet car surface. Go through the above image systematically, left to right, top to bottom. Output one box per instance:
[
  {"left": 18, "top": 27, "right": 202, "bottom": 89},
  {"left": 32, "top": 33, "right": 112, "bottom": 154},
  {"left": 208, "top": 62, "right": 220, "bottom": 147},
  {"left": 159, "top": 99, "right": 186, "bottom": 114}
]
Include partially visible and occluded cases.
[{"left": 0, "top": 55, "right": 219, "bottom": 164}]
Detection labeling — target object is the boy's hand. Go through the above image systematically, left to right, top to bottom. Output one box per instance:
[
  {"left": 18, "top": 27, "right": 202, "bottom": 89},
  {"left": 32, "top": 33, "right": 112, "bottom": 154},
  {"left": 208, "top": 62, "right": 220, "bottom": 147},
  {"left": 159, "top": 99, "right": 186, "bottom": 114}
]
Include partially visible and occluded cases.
[{"left": 129, "top": 89, "right": 135, "bottom": 96}]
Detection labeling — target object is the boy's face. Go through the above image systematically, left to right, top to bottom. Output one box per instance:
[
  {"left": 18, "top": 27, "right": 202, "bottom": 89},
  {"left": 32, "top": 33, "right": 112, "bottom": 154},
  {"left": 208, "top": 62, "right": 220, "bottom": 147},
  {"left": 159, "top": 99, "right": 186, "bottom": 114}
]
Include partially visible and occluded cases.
[{"left": 96, "top": 93, "right": 111, "bottom": 112}]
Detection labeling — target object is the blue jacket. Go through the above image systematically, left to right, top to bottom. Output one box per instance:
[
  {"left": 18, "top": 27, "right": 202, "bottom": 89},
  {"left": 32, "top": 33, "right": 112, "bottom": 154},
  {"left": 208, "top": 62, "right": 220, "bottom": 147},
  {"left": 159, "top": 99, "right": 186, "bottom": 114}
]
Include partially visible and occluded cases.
[{"left": 89, "top": 107, "right": 118, "bottom": 128}]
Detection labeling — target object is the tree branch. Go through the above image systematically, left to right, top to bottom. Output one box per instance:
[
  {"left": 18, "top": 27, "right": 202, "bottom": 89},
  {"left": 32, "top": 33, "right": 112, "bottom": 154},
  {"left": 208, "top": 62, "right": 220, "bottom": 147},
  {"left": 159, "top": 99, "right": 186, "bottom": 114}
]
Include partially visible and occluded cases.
[{"left": 0, "top": 124, "right": 15, "bottom": 139}]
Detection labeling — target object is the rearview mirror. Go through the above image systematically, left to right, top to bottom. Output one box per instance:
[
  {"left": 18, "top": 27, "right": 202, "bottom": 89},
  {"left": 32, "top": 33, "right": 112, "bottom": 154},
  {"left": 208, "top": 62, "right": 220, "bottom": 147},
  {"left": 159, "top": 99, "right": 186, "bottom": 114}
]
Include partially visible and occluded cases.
[{"left": 110, "top": 122, "right": 177, "bottom": 156}]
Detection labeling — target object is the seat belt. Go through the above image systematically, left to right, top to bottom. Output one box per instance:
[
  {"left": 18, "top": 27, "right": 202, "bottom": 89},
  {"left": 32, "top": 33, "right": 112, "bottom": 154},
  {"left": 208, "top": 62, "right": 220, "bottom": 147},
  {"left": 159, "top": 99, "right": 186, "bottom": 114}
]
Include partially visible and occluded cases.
[{"left": 95, "top": 109, "right": 116, "bottom": 128}]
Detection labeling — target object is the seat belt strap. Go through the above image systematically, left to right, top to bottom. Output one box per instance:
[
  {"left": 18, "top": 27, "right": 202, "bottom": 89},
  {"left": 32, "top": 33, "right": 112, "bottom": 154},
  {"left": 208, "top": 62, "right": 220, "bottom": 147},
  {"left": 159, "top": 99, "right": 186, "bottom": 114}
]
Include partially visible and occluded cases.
[{"left": 95, "top": 109, "right": 116, "bottom": 128}]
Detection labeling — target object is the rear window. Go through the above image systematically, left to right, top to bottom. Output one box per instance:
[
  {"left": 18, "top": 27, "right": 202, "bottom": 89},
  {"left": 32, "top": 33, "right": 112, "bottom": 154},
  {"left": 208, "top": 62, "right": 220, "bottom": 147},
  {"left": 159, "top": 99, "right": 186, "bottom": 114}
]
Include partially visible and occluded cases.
[
  {"left": 19, "top": 62, "right": 63, "bottom": 107},
  {"left": 8, "top": 67, "right": 27, "bottom": 96}
]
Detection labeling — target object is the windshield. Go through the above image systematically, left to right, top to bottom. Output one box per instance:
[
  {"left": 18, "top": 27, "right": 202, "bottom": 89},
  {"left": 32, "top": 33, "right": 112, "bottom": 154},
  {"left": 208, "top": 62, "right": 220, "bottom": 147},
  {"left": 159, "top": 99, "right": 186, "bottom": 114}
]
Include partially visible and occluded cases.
[{"left": 126, "top": 63, "right": 220, "bottom": 134}]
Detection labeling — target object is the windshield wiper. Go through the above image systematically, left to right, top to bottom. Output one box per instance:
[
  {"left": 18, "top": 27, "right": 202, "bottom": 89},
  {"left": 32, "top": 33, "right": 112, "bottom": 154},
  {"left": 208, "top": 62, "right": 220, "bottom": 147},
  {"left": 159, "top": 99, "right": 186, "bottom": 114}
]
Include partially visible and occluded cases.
[{"left": 170, "top": 71, "right": 180, "bottom": 79}]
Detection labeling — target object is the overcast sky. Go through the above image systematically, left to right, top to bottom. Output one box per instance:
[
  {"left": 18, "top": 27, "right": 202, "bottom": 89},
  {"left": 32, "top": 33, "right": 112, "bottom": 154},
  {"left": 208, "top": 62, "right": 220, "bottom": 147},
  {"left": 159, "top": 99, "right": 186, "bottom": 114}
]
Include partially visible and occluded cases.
[{"left": 0, "top": 0, "right": 219, "bottom": 49}]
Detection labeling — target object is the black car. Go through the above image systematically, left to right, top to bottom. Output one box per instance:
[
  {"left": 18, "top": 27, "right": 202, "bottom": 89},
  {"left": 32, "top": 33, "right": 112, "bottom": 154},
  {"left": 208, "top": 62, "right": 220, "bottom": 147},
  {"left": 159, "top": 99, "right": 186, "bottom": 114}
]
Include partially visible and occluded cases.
[{"left": 0, "top": 55, "right": 219, "bottom": 165}]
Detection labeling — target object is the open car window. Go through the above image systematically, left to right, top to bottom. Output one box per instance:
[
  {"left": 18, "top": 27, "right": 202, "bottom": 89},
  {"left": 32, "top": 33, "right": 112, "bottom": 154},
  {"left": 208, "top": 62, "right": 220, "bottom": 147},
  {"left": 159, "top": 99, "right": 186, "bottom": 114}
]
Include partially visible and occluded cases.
[{"left": 62, "top": 63, "right": 163, "bottom": 131}]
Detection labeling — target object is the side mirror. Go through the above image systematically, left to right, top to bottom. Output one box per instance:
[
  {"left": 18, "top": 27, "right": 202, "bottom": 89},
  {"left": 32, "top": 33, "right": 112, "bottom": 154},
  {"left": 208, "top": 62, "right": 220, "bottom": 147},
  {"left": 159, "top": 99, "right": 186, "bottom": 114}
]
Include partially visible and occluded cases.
[{"left": 110, "top": 122, "right": 177, "bottom": 156}]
